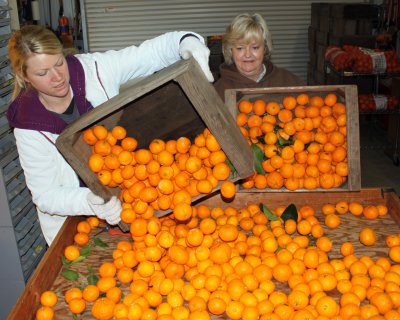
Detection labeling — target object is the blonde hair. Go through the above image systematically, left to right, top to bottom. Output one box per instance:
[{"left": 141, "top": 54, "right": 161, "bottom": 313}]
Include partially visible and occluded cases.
[
  {"left": 222, "top": 13, "right": 273, "bottom": 65},
  {"left": 8, "top": 25, "right": 64, "bottom": 100}
]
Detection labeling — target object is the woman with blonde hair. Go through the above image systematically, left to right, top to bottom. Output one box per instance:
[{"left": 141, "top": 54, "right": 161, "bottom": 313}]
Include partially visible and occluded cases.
[
  {"left": 214, "top": 13, "right": 303, "bottom": 100},
  {"left": 7, "top": 25, "right": 213, "bottom": 245}
]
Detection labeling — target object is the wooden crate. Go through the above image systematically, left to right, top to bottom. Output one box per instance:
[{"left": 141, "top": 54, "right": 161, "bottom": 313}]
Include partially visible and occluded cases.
[
  {"left": 56, "top": 58, "right": 254, "bottom": 215},
  {"left": 224, "top": 85, "right": 361, "bottom": 192},
  {"left": 7, "top": 188, "right": 400, "bottom": 319}
]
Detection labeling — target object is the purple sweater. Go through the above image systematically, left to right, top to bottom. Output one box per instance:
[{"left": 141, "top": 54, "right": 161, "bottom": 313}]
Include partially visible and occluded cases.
[{"left": 7, "top": 55, "right": 93, "bottom": 134}]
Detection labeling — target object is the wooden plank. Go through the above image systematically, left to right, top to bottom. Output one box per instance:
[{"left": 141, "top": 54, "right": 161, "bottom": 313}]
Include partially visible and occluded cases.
[
  {"left": 176, "top": 60, "right": 254, "bottom": 178},
  {"left": 224, "top": 84, "right": 361, "bottom": 192},
  {"left": 8, "top": 188, "right": 400, "bottom": 319},
  {"left": 7, "top": 217, "right": 84, "bottom": 320}
]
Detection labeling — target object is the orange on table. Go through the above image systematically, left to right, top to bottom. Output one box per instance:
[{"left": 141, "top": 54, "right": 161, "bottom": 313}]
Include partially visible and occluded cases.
[
  {"left": 220, "top": 180, "right": 236, "bottom": 199},
  {"left": 363, "top": 205, "right": 379, "bottom": 219},
  {"left": 359, "top": 227, "right": 377, "bottom": 246},
  {"left": 74, "top": 232, "right": 89, "bottom": 246},
  {"left": 64, "top": 245, "right": 80, "bottom": 261},
  {"left": 389, "top": 246, "right": 400, "bottom": 263},
  {"left": 82, "top": 285, "right": 100, "bottom": 302},
  {"left": 65, "top": 287, "right": 83, "bottom": 303},
  {"left": 40, "top": 290, "right": 58, "bottom": 307},
  {"left": 68, "top": 297, "right": 86, "bottom": 314},
  {"left": 91, "top": 297, "right": 116, "bottom": 320},
  {"left": 35, "top": 306, "right": 54, "bottom": 320}
]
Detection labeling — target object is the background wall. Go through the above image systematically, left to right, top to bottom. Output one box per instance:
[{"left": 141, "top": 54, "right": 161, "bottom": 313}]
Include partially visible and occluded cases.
[{"left": 80, "top": 0, "right": 372, "bottom": 81}]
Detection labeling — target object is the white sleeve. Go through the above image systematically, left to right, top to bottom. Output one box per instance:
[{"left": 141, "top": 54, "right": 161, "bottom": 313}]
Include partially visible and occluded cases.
[
  {"left": 78, "top": 31, "right": 204, "bottom": 94},
  {"left": 13, "top": 128, "right": 94, "bottom": 217}
]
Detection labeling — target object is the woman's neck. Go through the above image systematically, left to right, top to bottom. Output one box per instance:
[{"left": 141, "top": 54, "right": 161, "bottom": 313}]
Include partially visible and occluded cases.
[{"left": 39, "top": 89, "right": 72, "bottom": 114}]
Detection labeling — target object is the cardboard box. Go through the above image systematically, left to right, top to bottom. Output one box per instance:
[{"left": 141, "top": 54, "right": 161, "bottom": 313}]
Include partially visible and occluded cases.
[
  {"left": 311, "top": 3, "right": 331, "bottom": 29},
  {"left": 330, "top": 3, "right": 379, "bottom": 20},
  {"left": 330, "top": 18, "right": 358, "bottom": 36},
  {"left": 308, "top": 26, "right": 316, "bottom": 53},
  {"left": 316, "top": 30, "right": 330, "bottom": 46},
  {"left": 328, "top": 34, "right": 376, "bottom": 48},
  {"left": 316, "top": 44, "right": 327, "bottom": 72},
  {"left": 56, "top": 58, "right": 254, "bottom": 215},
  {"left": 224, "top": 85, "right": 361, "bottom": 192}
]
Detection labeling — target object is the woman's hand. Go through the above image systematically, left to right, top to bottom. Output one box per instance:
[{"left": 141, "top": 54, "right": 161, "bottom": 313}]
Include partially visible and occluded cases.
[
  {"left": 179, "top": 36, "right": 214, "bottom": 82},
  {"left": 87, "top": 193, "right": 122, "bottom": 225}
]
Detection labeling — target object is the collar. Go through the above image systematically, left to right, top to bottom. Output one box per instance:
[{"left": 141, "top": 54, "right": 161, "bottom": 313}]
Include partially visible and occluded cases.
[{"left": 256, "top": 64, "right": 267, "bottom": 83}]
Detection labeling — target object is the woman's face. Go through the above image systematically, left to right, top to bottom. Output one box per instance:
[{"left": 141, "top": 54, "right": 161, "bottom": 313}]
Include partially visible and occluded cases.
[
  {"left": 232, "top": 38, "right": 265, "bottom": 81},
  {"left": 23, "top": 53, "right": 70, "bottom": 100}
]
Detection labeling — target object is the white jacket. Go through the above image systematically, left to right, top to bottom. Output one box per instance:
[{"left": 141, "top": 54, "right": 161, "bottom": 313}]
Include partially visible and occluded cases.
[{"left": 12, "top": 31, "right": 203, "bottom": 245}]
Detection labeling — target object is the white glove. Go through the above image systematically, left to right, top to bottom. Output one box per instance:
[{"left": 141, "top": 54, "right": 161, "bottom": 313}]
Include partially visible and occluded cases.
[
  {"left": 179, "top": 35, "right": 214, "bottom": 82},
  {"left": 87, "top": 192, "right": 121, "bottom": 225}
]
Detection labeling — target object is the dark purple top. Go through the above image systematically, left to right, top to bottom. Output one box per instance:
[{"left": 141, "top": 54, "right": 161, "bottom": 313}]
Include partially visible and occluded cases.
[{"left": 7, "top": 55, "right": 94, "bottom": 134}]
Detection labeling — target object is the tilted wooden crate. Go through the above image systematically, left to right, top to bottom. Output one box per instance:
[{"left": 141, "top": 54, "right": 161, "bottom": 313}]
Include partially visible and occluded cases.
[
  {"left": 56, "top": 58, "right": 254, "bottom": 216},
  {"left": 224, "top": 85, "right": 361, "bottom": 192}
]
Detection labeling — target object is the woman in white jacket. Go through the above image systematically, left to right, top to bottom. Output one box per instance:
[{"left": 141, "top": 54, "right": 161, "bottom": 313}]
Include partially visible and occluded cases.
[{"left": 7, "top": 25, "right": 213, "bottom": 245}]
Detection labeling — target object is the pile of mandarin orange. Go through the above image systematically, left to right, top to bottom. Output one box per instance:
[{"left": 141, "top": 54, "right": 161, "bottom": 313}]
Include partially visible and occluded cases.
[
  {"left": 35, "top": 92, "right": 400, "bottom": 320},
  {"left": 237, "top": 92, "right": 348, "bottom": 191},
  {"left": 82, "top": 126, "right": 236, "bottom": 223},
  {"left": 37, "top": 193, "right": 400, "bottom": 320}
]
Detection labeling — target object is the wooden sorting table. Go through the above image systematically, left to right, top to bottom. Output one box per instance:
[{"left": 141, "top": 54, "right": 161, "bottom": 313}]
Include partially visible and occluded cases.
[{"left": 8, "top": 188, "right": 400, "bottom": 319}]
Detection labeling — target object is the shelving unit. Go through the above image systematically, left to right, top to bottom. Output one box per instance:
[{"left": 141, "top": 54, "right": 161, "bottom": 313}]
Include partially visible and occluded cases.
[
  {"left": 0, "top": 2, "right": 47, "bottom": 318},
  {"left": 308, "top": 3, "right": 400, "bottom": 167},
  {"left": 325, "top": 62, "right": 400, "bottom": 166}
]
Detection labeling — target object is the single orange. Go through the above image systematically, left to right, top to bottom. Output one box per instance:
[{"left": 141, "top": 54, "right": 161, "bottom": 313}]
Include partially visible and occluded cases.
[{"left": 359, "top": 227, "right": 377, "bottom": 246}]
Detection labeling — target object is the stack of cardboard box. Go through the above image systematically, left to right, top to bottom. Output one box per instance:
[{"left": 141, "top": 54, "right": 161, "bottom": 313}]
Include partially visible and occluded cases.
[{"left": 308, "top": 2, "right": 379, "bottom": 93}]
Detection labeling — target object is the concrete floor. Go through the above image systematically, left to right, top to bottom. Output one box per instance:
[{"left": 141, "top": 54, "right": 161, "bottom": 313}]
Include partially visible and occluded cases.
[{"left": 359, "top": 115, "right": 400, "bottom": 195}]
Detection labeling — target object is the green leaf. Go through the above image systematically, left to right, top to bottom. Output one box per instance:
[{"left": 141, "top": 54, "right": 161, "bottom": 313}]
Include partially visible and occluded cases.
[
  {"left": 273, "top": 125, "right": 281, "bottom": 133},
  {"left": 277, "top": 135, "right": 292, "bottom": 147},
  {"left": 256, "top": 136, "right": 265, "bottom": 144},
  {"left": 251, "top": 143, "right": 266, "bottom": 174},
  {"left": 225, "top": 159, "right": 236, "bottom": 174},
  {"left": 260, "top": 203, "right": 279, "bottom": 221},
  {"left": 280, "top": 204, "right": 298, "bottom": 222},
  {"left": 93, "top": 237, "right": 109, "bottom": 248},
  {"left": 80, "top": 245, "right": 92, "bottom": 257},
  {"left": 276, "top": 246, "right": 284, "bottom": 253},
  {"left": 61, "top": 255, "right": 72, "bottom": 267},
  {"left": 70, "top": 255, "right": 86, "bottom": 265},
  {"left": 87, "top": 266, "right": 95, "bottom": 274},
  {"left": 62, "top": 269, "right": 79, "bottom": 281},
  {"left": 87, "top": 274, "right": 99, "bottom": 285},
  {"left": 73, "top": 314, "right": 78, "bottom": 320}
]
